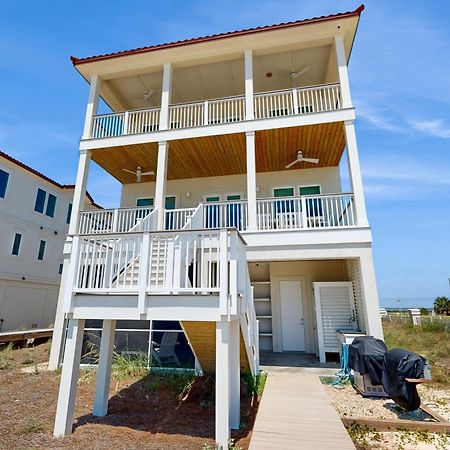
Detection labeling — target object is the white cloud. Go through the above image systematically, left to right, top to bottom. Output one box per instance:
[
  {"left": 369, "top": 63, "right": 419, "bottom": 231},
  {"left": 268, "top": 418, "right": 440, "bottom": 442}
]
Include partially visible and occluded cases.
[{"left": 408, "top": 118, "right": 450, "bottom": 138}]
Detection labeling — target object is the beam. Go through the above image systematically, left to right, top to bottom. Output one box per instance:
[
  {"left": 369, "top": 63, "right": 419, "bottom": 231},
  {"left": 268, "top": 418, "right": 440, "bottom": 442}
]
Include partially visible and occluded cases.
[
  {"left": 82, "top": 75, "right": 102, "bottom": 139},
  {"left": 246, "top": 131, "right": 257, "bottom": 231},
  {"left": 154, "top": 141, "right": 169, "bottom": 229},
  {"left": 53, "top": 319, "right": 85, "bottom": 437},
  {"left": 93, "top": 319, "right": 116, "bottom": 417},
  {"left": 215, "top": 320, "right": 231, "bottom": 448}
]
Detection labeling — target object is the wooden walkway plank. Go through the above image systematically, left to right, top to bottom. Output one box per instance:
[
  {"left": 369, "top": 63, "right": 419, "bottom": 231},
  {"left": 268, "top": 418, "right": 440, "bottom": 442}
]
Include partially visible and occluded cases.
[{"left": 249, "top": 372, "right": 355, "bottom": 450}]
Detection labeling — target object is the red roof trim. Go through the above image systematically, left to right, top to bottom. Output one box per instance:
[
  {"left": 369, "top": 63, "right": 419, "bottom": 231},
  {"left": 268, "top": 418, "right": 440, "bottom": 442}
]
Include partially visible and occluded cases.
[
  {"left": 71, "top": 5, "right": 364, "bottom": 66},
  {"left": 0, "top": 150, "right": 101, "bottom": 208}
]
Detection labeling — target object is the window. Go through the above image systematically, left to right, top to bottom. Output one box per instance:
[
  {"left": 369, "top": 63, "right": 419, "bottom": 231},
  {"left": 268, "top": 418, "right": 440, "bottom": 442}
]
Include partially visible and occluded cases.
[
  {"left": 0, "top": 169, "right": 9, "bottom": 198},
  {"left": 299, "top": 185, "right": 321, "bottom": 196},
  {"left": 274, "top": 187, "right": 294, "bottom": 197},
  {"left": 34, "top": 188, "right": 46, "bottom": 213},
  {"left": 34, "top": 188, "right": 57, "bottom": 217},
  {"left": 46, "top": 193, "right": 57, "bottom": 217},
  {"left": 136, "top": 198, "right": 153, "bottom": 207},
  {"left": 66, "top": 203, "right": 73, "bottom": 224},
  {"left": 11, "top": 233, "right": 22, "bottom": 256},
  {"left": 37, "top": 240, "right": 46, "bottom": 260},
  {"left": 58, "top": 263, "right": 64, "bottom": 275}
]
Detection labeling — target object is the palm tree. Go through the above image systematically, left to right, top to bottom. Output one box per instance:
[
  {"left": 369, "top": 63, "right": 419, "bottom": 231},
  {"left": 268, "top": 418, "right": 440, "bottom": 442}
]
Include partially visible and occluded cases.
[{"left": 434, "top": 296, "right": 450, "bottom": 316}]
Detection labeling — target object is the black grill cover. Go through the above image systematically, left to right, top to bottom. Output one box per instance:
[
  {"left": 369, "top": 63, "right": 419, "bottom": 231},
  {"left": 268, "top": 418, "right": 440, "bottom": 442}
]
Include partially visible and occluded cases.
[
  {"left": 348, "top": 336, "right": 387, "bottom": 385},
  {"left": 381, "top": 348, "right": 426, "bottom": 411}
]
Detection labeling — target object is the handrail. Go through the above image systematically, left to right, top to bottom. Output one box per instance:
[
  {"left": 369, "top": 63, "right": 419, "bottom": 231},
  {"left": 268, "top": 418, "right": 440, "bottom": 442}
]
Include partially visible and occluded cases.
[{"left": 254, "top": 82, "right": 340, "bottom": 97}]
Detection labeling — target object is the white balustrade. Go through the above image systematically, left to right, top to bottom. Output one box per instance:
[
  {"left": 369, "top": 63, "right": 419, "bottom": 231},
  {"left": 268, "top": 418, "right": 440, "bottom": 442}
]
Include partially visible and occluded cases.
[
  {"left": 254, "top": 83, "right": 341, "bottom": 120},
  {"left": 89, "top": 84, "right": 342, "bottom": 139},
  {"left": 208, "top": 96, "right": 245, "bottom": 124},
  {"left": 128, "top": 108, "right": 160, "bottom": 134},
  {"left": 91, "top": 112, "right": 126, "bottom": 138},
  {"left": 255, "top": 193, "right": 355, "bottom": 230},
  {"left": 203, "top": 201, "right": 248, "bottom": 231},
  {"left": 78, "top": 207, "right": 155, "bottom": 234},
  {"left": 164, "top": 208, "right": 197, "bottom": 230}
]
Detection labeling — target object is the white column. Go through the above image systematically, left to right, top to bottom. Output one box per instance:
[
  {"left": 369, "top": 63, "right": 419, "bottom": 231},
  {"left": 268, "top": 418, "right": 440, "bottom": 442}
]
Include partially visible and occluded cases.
[
  {"left": 334, "top": 34, "right": 352, "bottom": 108},
  {"left": 244, "top": 49, "right": 254, "bottom": 120},
  {"left": 159, "top": 63, "right": 172, "bottom": 130},
  {"left": 82, "top": 75, "right": 102, "bottom": 139},
  {"left": 344, "top": 120, "right": 368, "bottom": 227},
  {"left": 246, "top": 131, "right": 257, "bottom": 231},
  {"left": 154, "top": 141, "right": 169, "bottom": 229},
  {"left": 68, "top": 150, "right": 92, "bottom": 235},
  {"left": 48, "top": 240, "right": 72, "bottom": 370},
  {"left": 358, "top": 251, "right": 384, "bottom": 339},
  {"left": 53, "top": 318, "right": 85, "bottom": 437},
  {"left": 229, "top": 319, "right": 240, "bottom": 430},
  {"left": 93, "top": 320, "right": 116, "bottom": 417},
  {"left": 215, "top": 320, "right": 231, "bottom": 448}
]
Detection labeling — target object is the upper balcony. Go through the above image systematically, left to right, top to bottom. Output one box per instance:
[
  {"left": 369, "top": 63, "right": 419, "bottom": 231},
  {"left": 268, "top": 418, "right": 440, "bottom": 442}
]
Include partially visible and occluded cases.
[{"left": 89, "top": 83, "right": 343, "bottom": 141}]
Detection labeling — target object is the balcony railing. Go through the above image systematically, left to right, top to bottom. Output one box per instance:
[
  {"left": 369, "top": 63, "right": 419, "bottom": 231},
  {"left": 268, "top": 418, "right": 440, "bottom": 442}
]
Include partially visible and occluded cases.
[
  {"left": 89, "top": 83, "right": 342, "bottom": 139},
  {"left": 78, "top": 193, "right": 355, "bottom": 236}
]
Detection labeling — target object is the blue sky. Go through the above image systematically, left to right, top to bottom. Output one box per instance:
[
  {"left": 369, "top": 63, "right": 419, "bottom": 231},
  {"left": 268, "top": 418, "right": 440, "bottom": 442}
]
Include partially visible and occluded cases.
[{"left": 0, "top": 1, "right": 449, "bottom": 301}]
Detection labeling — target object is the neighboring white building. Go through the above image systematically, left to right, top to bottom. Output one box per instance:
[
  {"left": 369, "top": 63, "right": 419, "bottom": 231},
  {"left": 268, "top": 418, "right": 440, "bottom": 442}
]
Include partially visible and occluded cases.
[
  {"left": 51, "top": 5, "right": 384, "bottom": 447},
  {"left": 0, "top": 150, "right": 99, "bottom": 332}
]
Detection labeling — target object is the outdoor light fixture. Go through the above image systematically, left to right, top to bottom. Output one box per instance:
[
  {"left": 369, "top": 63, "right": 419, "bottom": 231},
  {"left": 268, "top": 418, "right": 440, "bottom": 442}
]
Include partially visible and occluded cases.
[{"left": 186, "top": 192, "right": 191, "bottom": 198}]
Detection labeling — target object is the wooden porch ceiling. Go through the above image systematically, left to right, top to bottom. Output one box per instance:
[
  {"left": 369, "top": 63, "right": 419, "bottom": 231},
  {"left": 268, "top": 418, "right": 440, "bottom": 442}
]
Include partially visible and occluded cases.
[{"left": 91, "top": 122, "right": 346, "bottom": 184}]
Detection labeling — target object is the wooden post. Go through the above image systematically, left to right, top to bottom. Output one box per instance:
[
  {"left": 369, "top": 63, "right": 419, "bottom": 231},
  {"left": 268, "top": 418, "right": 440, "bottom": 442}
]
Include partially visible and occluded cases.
[
  {"left": 334, "top": 35, "right": 352, "bottom": 108},
  {"left": 244, "top": 49, "right": 254, "bottom": 120},
  {"left": 159, "top": 63, "right": 172, "bottom": 130},
  {"left": 82, "top": 75, "right": 101, "bottom": 139},
  {"left": 344, "top": 120, "right": 368, "bottom": 227},
  {"left": 246, "top": 131, "right": 257, "bottom": 231},
  {"left": 154, "top": 141, "right": 169, "bottom": 230},
  {"left": 53, "top": 318, "right": 85, "bottom": 437},
  {"left": 230, "top": 319, "right": 240, "bottom": 430},
  {"left": 93, "top": 320, "right": 116, "bottom": 417},
  {"left": 216, "top": 320, "right": 231, "bottom": 448}
]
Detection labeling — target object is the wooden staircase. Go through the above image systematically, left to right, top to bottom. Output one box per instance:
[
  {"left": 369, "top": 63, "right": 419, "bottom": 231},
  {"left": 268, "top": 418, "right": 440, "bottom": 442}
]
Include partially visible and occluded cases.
[{"left": 182, "top": 321, "right": 251, "bottom": 374}]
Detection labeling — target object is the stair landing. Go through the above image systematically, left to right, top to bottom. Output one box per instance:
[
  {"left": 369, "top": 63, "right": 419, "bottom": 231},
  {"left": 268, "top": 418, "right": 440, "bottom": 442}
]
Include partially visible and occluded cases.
[{"left": 249, "top": 371, "right": 355, "bottom": 450}]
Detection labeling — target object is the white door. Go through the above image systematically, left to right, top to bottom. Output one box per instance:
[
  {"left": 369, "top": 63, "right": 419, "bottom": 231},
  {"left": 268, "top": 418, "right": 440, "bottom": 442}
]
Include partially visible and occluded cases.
[{"left": 280, "top": 280, "right": 305, "bottom": 351}]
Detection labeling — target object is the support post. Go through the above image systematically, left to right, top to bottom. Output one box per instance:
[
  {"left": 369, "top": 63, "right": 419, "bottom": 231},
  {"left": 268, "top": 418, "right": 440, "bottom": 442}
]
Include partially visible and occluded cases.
[
  {"left": 334, "top": 35, "right": 352, "bottom": 108},
  {"left": 244, "top": 49, "right": 254, "bottom": 120},
  {"left": 159, "top": 63, "right": 172, "bottom": 130},
  {"left": 82, "top": 75, "right": 101, "bottom": 139},
  {"left": 344, "top": 120, "right": 368, "bottom": 227},
  {"left": 246, "top": 131, "right": 257, "bottom": 231},
  {"left": 154, "top": 141, "right": 169, "bottom": 230},
  {"left": 49, "top": 149, "right": 91, "bottom": 369},
  {"left": 48, "top": 240, "right": 72, "bottom": 370},
  {"left": 358, "top": 252, "right": 384, "bottom": 339},
  {"left": 53, "top": 318, "right": 85, "bottom": 437},
  {"left": 230, "top": 319, "right": 240, "bottom": 430},
  {"left": 93, "top": 320, "right": 116, "bottom": 417},
  {"left": 216, "top": 320, "right": 231, "bottom": 448}
]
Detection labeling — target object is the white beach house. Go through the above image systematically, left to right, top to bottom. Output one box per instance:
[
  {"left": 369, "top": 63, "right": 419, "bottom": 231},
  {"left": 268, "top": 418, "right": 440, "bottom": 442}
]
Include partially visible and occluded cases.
[{"left": 50, "top": 5, "right": 383, "bottom": 447}]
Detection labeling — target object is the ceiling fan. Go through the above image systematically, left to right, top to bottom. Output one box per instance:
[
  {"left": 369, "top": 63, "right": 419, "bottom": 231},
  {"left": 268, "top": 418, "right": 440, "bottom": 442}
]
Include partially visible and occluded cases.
[
  {"left": 290, "top": 66, "right": 310, "bottom": 80},
  {"left": 130, "top": 88, "right": 155, "bottom": 104},
  {"left": 285, "top": 151, "right": 319, "bottom": 169},
  {"left": 122, "top": 166, "right": 154, "bottom": 183}
]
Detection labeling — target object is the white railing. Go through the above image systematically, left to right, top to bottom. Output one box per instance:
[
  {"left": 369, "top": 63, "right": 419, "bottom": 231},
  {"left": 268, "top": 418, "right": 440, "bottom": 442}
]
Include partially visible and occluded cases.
[
  {"left": 254, "top": 83, "right": 341, "bottom": 119},
  {"left": 89, "top": 84, "right": 342, "bottom": 139},
  {"left": 208, "top": 95, "right": 245, "bottom": 124},
  {"left": 127, "top": 108, "right": 160, "bottom": 134},
  {"left": 91, "top": 112, "right": 125, "bottom": 138},
  {"left": 256, "top": 193, "right": 355, "bottom": 230},
  {"left": 203, "top": 200, "right": 248, "bottom": 231},
  {"left": 78, "top": 207, "right": 155, "bottom": 234},
  {"left": 164, "top": 208, "right": 197, "bottom": 230},
  {"left": 72, "top": 228, "right": 244, "bottom": 309}
]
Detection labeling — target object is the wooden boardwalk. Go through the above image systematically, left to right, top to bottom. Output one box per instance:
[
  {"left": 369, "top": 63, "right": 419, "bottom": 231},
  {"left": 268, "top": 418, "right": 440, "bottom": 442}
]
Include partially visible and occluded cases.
[{"left": 249, "top": 372, "right": 355, "bottom": 449}]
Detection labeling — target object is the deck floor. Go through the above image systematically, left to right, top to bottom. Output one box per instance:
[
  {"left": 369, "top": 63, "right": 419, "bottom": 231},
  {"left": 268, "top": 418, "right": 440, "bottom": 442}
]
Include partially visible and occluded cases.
[{"left": 249, "top": 371, "right": 355, "bottom": 449}]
